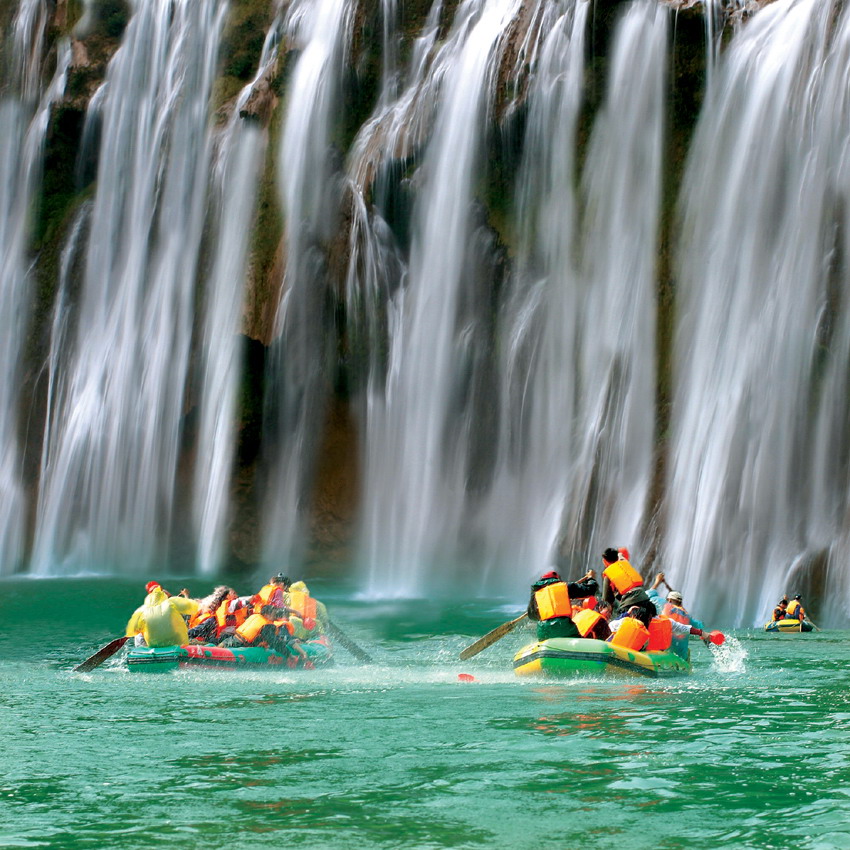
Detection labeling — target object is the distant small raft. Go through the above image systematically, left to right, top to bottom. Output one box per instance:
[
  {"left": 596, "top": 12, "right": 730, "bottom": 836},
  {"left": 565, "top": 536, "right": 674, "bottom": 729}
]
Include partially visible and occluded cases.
[
  {"left": 763, "top": 619, "right": 814, "bottom": 633},
  {"left": 513, "top": 637, "right": 690, "bottom": 679},
  {"left": 127, "top": 638, "right": 333, "bottom": 672}
]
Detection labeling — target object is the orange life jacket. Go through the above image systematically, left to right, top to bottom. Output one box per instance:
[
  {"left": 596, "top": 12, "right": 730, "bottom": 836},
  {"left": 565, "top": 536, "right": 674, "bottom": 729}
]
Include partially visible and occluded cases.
[
  {"left": 603, "top": 560, "right": 643, "bottom": 595},
  {"left": 534, "top": 582, "right": 572, "bottom": 621},
  {"left": 252, "top": 583, "right": 280, "bottom": 614},
  {"left": 287, "top": 590, "right": 317, "bottom": 620},
  {"left": 216, "top": 599, "right": 248, "bottom": 630},
  {"left": 786, "top": 600, "right": 804, "bottom": 619},
  {"left": 662, "top": 602, "right": 691, "bottom": 625},
  {"left": 663, "top": 603, "right": 691, "bottom": 658},
  {"left": 188, "top": 609, "right": 215, "bottom": 629},
  {"left": 573, "top": 609, "right": 603, "bottom": 637},
  {"left": 237, "top": 613, "right": 273, "bottom": 644},
  {"left": 237, "top": 613, "right": 295, "bottom": 646},
  {"left": 610, "top": 617, "right": 649, "bottom": 651},
  {"left": 646, "top": 617, "right": 672, "bottom": 651}
]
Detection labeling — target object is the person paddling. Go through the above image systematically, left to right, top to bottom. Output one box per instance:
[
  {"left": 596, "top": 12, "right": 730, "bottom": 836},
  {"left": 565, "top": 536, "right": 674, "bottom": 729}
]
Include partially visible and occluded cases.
[
  {"left": 527, "top": 568, "right": 599, "bottom": 640},
  {"left": 647, "top": 574, "right": 707, "bottom": 660},
  {"left": 126, "top": 582, "right": 199, "bottom": 648}
]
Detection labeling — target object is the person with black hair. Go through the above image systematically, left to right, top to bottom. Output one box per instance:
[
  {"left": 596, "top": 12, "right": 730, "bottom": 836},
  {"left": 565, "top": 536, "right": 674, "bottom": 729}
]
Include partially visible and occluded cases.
[
  {"left": 601, "top": 547, "right": 657, "bottom": 628},
  {"left": 527, "top": 568, "right": 599, "bottom": 640},
  {"left": 251, "top": 573, "right": 292, "bottom": 614},
  {"left": 786, "top": 594, "right": 806, "bottom": 621},
  {"left": 772, "top": 598, "right": 789, "bottom": 621}
]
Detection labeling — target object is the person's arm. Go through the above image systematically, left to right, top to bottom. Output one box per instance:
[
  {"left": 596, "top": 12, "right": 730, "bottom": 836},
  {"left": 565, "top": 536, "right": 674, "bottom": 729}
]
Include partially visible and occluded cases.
[
  {"left": 567, "top": 571, "right": 599, "bottom": 599},
  {"left": 526, "top": 591, "right": 540, "bottom": 621},
  {"left": 169, "top": 596, "right": 199, "bottom": 618},
  {"left": 126, "top": 609, "right": 143, "bottom": 637},
  {"left": 667, "top": 619, "right": 692, "bottom": 636}
]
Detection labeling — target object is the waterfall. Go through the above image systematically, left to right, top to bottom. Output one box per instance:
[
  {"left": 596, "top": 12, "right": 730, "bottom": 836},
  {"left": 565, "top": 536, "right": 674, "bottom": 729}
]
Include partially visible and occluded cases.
[
  {"left": 3, "top": 0, "right": 849, "bottom": 626},
  {"left": 31, "top": 0, "right": 227, "bottom": 575},
  {"left": 261, "top": 0, "right": 355, "bottom": 570},
  {"left": 358, "top": 0, "right": 525, "bottom": 597},
  {"left": 475, "top": 0, "right": 665, "bottom": 591},
  {"left": 568, "top": 0, "right": 666, "bottom": 566},
  {"left": 666, "top": 0, "right": 842, "bottom": 625},
  {"left": 476, "top": 2, "right": 589, "bottom": 583},
  {"left": 0, "top": 4, "right": 69, "bottom": 576},
  {"left": 191, "top": 14, "right": 285, "bottom": 576},
  {"left": 0, "top": 101, "right": 31, "bottom": 577}
]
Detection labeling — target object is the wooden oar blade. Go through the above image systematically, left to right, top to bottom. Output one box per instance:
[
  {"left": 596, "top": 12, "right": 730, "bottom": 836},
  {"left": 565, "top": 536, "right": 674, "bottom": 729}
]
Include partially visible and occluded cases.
[
  {"left": 459, "top": 613, "right": 527, "bottom": 661},
  {"left": 74, "top": 636, "right": 130, "bottom": 673}
]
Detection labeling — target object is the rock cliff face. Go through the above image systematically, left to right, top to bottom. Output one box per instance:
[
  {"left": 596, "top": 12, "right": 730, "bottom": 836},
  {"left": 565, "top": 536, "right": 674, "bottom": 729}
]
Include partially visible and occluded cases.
[{"left": 0, "top": 0, "right": 754, "bottom": 577}]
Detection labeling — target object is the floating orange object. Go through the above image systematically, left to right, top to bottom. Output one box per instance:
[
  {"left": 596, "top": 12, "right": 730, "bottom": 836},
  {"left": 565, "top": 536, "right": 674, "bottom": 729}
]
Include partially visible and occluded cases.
[{"left": 458, "top": 673, "right": 475, "bottom": 682}]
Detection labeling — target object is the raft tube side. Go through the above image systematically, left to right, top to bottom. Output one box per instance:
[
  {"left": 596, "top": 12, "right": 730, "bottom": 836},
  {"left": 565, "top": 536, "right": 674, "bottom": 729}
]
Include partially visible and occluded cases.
[
  {"left": 763, "top": 620, "right": 814, "bottom": 633},
  {"left": 513, "top": 637, "right": 691, "bottom": 678}
]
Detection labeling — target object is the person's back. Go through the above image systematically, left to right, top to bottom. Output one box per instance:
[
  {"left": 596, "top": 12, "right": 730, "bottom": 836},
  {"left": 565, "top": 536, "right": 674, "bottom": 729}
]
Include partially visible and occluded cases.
[
  {"left": 527, "top": 569, "right": 598, "bottom": 641},
  {"left": 126, "top": 585, "right": 198, "bottom": 647},
  {"left": 786, "top": 596, "right": 805, "bottom": 621}
]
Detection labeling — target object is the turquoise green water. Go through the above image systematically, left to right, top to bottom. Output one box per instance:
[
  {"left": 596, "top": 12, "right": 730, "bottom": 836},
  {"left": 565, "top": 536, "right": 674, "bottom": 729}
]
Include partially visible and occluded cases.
[{"left": 2, "top": 579, "right": 849, "bottom": 849}]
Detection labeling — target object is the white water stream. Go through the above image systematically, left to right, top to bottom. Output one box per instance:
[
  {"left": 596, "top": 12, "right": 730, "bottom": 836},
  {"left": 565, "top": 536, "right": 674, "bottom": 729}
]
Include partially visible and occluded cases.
[{"left": 31, "top": 0, "right": 227, "bottom": 575}]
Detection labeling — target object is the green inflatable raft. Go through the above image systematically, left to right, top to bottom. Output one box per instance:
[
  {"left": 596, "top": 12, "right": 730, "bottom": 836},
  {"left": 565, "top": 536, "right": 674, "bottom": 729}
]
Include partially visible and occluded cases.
[
  {"left": 763, "top": 619, "right": 814, "bottom": 633},
  {"left": 127, "top": 637, "right": 333, "bottom": 672},
  {"left": 513, "top": 637, "right": 691, "bottom": 679}
]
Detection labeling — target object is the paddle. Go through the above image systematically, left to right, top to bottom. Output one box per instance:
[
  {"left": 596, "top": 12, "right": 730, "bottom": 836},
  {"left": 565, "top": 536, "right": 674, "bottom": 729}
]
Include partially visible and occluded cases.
[
  {"left": 459, "top": 613, "right": 528, "bottom": 661},
  {"left": 326, "top": 620, "right": 373, "bottom": 663},
  {"left": 74, "top": 636, "right": 131, "bottom": 673}
]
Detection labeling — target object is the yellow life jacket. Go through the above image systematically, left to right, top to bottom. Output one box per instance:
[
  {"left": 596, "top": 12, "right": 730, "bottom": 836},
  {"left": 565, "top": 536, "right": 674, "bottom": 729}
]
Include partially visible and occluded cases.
[
  {"left": 603, "top": 560, "right": 643, "bottom": 595},
  {"left": 534, "top": 582, "right": 572, "bottom": 620},
  {"left": 786, "top": 600, "right": 803, "bottom": 618},
  {"left": 573, "top": 609, "right": 603, "bottom": 637}
]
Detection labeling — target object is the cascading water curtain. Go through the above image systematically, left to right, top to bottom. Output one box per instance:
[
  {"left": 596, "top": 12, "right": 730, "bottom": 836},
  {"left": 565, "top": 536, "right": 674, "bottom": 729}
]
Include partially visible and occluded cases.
[
  {"left": 31, "top": 0, "right": 227, "bottom": 576},
  {"left": 262, "top": 0, "right": 354, "bottom": 573},
  {"left": 358, "top": 0, "right": 523, "bottom": 597},
  {"left": 475, "top": 0, "right": 589, "bottom": 588},
  {"left": 477, "top": 0, "right": 665, "bottom": 593},
  {"left": 566, "top": 0, "right": 666, "bottom": 567},
  {"left": 666, "top": 0, "right": 846, "bottom": 625},
  {"left": 0, "top": 2, "right": 69, "bottom": 576},
  {"left": 192, "top": 15, "right": 284, "bottom": 576},
  {"left": 0, "top": 101, "right": 30, "bottom": 577}
]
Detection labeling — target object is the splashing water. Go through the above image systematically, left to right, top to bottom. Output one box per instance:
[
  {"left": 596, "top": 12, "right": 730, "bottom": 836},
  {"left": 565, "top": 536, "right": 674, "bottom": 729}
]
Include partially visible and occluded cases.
[{"left": 706, "top": 634, "right": 748, "bottom": 674}]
